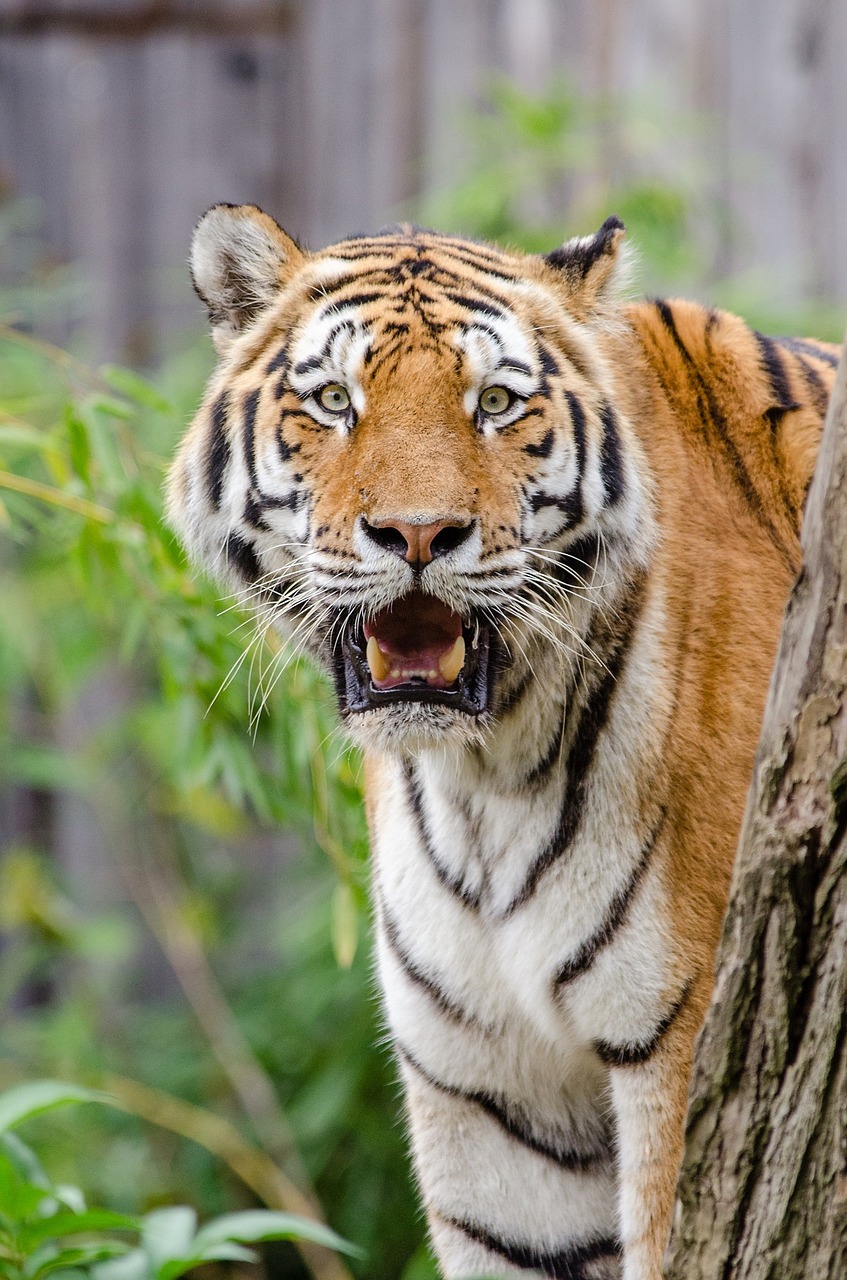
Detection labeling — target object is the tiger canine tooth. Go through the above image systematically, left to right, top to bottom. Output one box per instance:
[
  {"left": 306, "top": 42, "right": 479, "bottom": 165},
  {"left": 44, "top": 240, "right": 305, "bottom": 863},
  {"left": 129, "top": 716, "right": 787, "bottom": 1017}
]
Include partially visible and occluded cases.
[
  {"left": 366, "top": 636, "right": 390, "bottom": 682},
  {"left": 439, "top": 636, "right": 465, "bottom": 683}
]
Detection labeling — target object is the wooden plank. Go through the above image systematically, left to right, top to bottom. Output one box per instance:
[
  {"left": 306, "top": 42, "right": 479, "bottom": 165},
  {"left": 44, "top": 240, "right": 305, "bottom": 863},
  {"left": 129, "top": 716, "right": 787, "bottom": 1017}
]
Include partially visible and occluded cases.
[{"left": 0, "top": 1, "right": 297, "bottom": 37}]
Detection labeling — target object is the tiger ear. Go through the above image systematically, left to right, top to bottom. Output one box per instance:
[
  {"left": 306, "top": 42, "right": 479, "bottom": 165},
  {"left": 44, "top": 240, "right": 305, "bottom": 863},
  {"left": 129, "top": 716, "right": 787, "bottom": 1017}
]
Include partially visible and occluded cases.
[
  {"left": 190, "top": 204, "right": 304, "bottom": 355},
  {"left": 543, "top": 215, "right": 628, "bottom": 319}
]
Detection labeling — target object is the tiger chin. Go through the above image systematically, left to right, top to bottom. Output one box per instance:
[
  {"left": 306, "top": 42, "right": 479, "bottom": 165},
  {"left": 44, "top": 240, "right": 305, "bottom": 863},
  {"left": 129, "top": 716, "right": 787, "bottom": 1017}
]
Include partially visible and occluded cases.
[{"left": 167, "top": 202, "right": 837, "bottom": 1280}]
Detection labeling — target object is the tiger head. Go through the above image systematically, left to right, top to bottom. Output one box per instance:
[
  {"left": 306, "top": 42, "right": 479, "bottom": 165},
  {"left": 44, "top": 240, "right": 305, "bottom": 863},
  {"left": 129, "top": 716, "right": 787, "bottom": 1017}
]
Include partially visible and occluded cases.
[{"left": 167, "top": 204, "right": 653, "bottom": 751}]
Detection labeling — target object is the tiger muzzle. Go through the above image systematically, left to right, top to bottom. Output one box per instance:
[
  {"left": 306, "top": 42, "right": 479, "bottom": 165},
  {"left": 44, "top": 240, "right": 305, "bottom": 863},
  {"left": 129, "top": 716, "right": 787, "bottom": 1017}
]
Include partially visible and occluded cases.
[{"left": 335, "top": 591, "right": 493, "bottom": 716}]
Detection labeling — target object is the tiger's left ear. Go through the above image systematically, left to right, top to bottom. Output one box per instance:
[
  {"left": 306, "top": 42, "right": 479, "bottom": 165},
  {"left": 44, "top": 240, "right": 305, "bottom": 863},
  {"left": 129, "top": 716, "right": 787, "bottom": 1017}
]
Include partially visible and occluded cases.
[
  {"left": 190, "top": 203, "right": 305, "bottom": 356},
  {"left": 543, "top": 215, "right": 628, "bottom": 319}
]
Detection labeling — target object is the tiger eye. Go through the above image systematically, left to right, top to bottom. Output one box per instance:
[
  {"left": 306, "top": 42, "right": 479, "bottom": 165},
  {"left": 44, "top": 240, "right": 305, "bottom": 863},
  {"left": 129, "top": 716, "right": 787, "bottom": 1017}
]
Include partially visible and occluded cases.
[
  {"left": 319, "top": 383, "right": 351, "bottom": 413},
  {"left": 479, "top": 385, "right": 512, "bottom": 415}
]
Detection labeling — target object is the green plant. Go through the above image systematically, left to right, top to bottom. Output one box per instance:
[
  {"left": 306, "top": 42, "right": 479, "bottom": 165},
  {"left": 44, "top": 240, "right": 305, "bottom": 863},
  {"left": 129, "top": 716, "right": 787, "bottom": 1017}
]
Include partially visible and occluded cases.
[
  {"left": 420, "top": 76, "right": 703, "bottom": 287},
  {"left": 419, "top": 77, "right": 843, "bottom": 339},
  {"left": 0, "top": 313, "right": 422, "bottom": 1278},
  {"left": 0, "top": 1080, "right": 356, "bottom": 1280}
]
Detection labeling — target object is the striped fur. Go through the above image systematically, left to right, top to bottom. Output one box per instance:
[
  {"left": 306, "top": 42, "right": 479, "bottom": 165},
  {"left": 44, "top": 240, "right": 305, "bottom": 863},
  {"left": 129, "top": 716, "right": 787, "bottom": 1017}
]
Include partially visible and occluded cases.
[{"left": 167, "top": 204, "right": 837, "bottom": 1280}]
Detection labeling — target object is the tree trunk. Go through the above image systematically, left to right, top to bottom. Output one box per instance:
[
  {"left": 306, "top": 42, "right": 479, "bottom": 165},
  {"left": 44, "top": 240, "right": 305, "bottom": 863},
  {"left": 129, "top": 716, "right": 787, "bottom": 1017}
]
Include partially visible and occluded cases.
[{"left": 664, "top": 346, "right": 847, "bottom": 1279}]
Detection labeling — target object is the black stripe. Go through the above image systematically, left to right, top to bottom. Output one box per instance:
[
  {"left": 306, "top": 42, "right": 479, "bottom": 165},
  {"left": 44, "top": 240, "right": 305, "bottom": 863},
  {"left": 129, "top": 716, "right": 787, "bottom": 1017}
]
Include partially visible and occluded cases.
[
  {"left": 545, "top": 216, "right": 624, "bottom": 281},
  {"left": 323, "top": 289, "right": 383, "bottom": 310},
  {"left": 443, "top": 292, "right": 507, "bottom": 320},
  {"left": 654, "top": 300, "right": 796, "bottom": 569},
  {"left": 293, "top": 320, "right": 353, "bottom": 376},
  {"left": 466, "top": 321, "right": 504, "bottom": 350},
  {"left": 753, "top": 331, "right": 799, "bottom": 411},
  {"left": 774, "top": 335, "right": 838, "bottom": 368},
  {"left": 537, "top": 342, "right": 561, "bottom": 378},
  {"left": 264, "top": 345, "right": 287, "bottom": 375},
  {"left": 792, "top": 352, "right": 830, "bottom": 414},
  {"left": 242, "top": 387, "right": 261, "bottom": 487},
  {"left": 529, "top": 391, "right": 585, "bottom": 529},
  {"left": 562, "top": 391, "right": 586, "bottom": 528},
  {"left": 206, "top": 392, "right": 230, "bottom": 510},
  {"left": 599, "top": 401, "right": 625, "bottom": 506},
  {"left": 276, "top": 408, "right": 302, "bottom": 462},
  {"left": 524, "top": 427, "right": 554, "bottom": 458},
  {"left": 259, "top": 488, "right": 305, "bottom": 513},
  {"left": 530, "top": 489, "right": 582, "bottom": 515},
  {"left": 243, "top": 493, "right": 271, "bottom": 531},
  {"left": 224, "top": 531, "right": 260, "bottom": 584},
  {"left": 549, "top": 532, "right": 601, "bottom": 590},
  {"left": 506, "top": 574, "right": 646, "bottom": 914},
  {"left": 498, "top": 667, "right": 534, "bottom": 715},
  {"left": 525, "top": 709, "right": 566, "bottom": 787},
  {"left": 403, "top": 762, "right": 481, "bottom": 910},
  {"left": 554, "top": 807, "right": 668, "bottom": 987},
  {"left": 381, "top": 911, "right": 479, "bottom": 1026},
  {"left": 594, "top": 979, "right": 693, "bottom": 1067},
  {"left": 399, "top": 1046, "right": 606, "bottom": 1172},
  {"left": 439, "top": 1213, "right": 621, "bottom": 1280}
]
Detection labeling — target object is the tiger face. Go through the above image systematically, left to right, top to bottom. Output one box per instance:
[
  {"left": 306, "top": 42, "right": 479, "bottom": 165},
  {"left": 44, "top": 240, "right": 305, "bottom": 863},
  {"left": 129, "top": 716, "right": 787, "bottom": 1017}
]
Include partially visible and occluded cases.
[{"left": 167, "top": 205, "right": 651, "bottom": 750}]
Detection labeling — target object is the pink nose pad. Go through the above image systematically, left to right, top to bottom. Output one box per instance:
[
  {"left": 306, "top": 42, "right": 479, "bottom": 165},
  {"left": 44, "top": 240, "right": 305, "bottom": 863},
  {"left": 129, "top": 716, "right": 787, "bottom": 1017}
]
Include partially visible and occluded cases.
[
  {"left": 363, "top": 517, "right": 475, "bottom": 568},
  {"left": 389, "top": 520, "right": 453, "bottom": 566}
]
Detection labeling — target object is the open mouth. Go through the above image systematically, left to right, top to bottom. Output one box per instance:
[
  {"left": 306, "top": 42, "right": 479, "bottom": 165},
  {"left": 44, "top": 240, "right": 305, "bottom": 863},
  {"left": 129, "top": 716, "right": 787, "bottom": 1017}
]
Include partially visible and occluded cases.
[{"left": 335, "top": 593, "right": 493, "bottom": 716}]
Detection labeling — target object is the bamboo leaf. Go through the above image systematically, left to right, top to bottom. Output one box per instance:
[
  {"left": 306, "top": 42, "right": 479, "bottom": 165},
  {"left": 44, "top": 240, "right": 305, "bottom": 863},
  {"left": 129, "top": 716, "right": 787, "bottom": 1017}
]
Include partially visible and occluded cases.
[
  {"left": 0, "top": 1082, "right": 102, "bottom": 1135},
  {"left": 192, "top": 1210, "right": 361, "bottom": 1257}
]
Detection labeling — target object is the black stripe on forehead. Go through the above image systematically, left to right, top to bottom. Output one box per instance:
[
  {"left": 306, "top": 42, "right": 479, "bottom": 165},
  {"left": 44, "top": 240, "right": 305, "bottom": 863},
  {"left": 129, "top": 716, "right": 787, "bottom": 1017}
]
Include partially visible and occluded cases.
[
  {"left": 319, "top": 231, "right": 519, "bottom": 285},
  {"left": 293, "top": 318, "right": 356, "bottom": 375}
]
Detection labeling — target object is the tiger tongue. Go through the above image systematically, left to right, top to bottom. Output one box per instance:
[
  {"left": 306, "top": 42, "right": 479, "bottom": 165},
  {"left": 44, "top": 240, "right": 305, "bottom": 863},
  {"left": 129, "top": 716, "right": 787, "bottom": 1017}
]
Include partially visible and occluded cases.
[
  {"left": 364, "top": 594, "right": 465, "bottom": 688},
  {"left": 366, "top": 634, "right": 465, "bottom": 688}
]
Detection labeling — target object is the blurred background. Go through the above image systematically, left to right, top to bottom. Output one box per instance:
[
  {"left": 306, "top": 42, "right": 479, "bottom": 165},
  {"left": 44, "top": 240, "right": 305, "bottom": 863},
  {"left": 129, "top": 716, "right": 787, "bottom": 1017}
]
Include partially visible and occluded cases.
[{"left": 0, "top": 2, "right": 844, "bottom": 1279}]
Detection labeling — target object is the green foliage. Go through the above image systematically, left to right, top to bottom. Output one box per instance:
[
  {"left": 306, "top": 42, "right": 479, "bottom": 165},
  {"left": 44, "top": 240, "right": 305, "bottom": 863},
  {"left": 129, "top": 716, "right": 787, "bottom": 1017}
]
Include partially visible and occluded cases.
[
  {"left": 420, "top": 76, "right": 703, "bottom": 288},
  {"left": 420, "top": 77, "right": 843, "bottom": 338},
  {"left": 0, "top": 286, "right": 420, "bottom": 1276},
  {"left": 0, "top": 1081, "right": 356, "bottom": 1280}
]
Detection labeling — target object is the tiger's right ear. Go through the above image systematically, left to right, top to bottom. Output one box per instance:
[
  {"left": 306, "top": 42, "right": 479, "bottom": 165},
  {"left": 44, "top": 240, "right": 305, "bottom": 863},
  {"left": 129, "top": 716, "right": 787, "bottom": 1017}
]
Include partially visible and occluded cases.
[{"left": 190, "top": 204, "right": 304, "bottom": 356}]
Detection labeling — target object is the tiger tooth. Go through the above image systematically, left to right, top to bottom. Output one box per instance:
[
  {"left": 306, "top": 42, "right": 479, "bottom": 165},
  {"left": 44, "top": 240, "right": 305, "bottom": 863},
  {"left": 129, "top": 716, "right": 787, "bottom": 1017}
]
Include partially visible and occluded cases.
[
  {"left": 367, "top": 635, "right": 390, "bottom": 682},
  {"left": 439, "top": 636, "right": 465, "bottom": 683}
]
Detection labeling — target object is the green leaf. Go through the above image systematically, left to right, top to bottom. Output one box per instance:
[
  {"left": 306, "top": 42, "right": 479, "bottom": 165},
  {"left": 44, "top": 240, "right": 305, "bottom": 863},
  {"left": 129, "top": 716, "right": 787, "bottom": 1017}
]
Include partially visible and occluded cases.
[
  {"left": 100, "top": 367, "right": 172, "bottom": 414},
  {"left": 86, "top": 396, "right": 135, "bottom": 423},
  {"left": 64, "top": 408, "right": 92, "bottom": 487},
  {"left": 0, "top": 424, "right": 53, "bottom": 451},
  {"left": 331, "top": 882, "right": 359, "bottom": 969},
  {"left": 0, "top": 1082, "right": 102, "bottom": 1135},
  {"left": 0, "top": 1132, "right": 52, "bottom": 1191},
  {"left": 50, "top": 1187, "right": 86, "bottom": 1216},
  {"left": 139, "top": 1209, "right": 196, "bottom": 1275},
  {"left": 192, "top": 1210, "right": 361, "bottom": 1258},
  {"left": 25, "top": 1211, "right": 139, "bottom": 1247},
  {"left": 189, "top": 1243, "right": 255, "bottom": 1266},
  {"left": 26, "top": 1244, "right": 131, "bottom": 1280},
  {"left": 156, "top": 1244, "right": 256, "bottom": 1280},
  {"left": 92, "top": 1250, "right": 149, "bottom": 1280}
]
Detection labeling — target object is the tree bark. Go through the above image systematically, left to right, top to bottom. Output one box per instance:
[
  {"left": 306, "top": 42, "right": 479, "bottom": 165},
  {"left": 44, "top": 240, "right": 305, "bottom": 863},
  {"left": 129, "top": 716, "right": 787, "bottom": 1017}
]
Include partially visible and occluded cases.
[{"left": 664, "top": 346, "right": 847, "bottom": 1279}]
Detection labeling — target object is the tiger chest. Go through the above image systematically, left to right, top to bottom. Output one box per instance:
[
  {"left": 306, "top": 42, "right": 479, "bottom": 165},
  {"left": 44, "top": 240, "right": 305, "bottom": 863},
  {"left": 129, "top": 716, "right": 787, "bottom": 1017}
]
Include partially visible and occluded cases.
[{"left": 370, "top": 757, "right": 673, "bottom": 1120}]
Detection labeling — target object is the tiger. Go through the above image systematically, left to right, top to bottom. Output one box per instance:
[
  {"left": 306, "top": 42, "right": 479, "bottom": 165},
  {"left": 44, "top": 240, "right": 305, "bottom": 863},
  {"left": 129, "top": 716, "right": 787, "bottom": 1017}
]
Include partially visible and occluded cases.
[{"left": 166, "top": 202, "right": 838, "bottom": 1280}]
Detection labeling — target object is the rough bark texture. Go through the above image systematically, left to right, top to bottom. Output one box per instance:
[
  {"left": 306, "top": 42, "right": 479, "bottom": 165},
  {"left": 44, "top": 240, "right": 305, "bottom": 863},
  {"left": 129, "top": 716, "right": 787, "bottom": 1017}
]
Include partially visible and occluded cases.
[{"left": 664, "top": 346, "right": 847, "bottom": 1279}]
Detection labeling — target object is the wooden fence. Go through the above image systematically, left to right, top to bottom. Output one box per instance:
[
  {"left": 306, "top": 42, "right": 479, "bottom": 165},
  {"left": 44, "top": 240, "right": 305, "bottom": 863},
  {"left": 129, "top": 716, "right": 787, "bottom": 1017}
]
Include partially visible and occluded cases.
[{"left": 1, "top": 0, "right": 845, "bottom": 361}]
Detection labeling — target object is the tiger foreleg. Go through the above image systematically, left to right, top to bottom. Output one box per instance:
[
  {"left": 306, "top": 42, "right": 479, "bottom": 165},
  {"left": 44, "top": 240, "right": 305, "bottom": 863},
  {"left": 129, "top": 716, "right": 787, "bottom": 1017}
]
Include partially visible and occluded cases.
[
  {"left": 605, "top": 979, "right": 706, "bottom": 1280},
  {"left": 400, "top": 1059, "right": 622, "bottom": 1279}
]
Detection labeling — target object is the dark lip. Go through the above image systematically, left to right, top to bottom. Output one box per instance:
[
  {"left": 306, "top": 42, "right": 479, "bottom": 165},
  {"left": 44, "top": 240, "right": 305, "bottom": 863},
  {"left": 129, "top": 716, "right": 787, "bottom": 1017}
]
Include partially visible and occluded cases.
[{"left": 333, "top": 616, "right": 494, "bottom": 716}]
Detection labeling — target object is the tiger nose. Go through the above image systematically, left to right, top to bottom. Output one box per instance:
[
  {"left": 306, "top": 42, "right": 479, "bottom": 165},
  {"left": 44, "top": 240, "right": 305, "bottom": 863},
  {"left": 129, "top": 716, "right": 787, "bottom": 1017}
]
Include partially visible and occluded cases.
[{"left": 362, "top": 517, "right": 475, "bottom": 568}]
